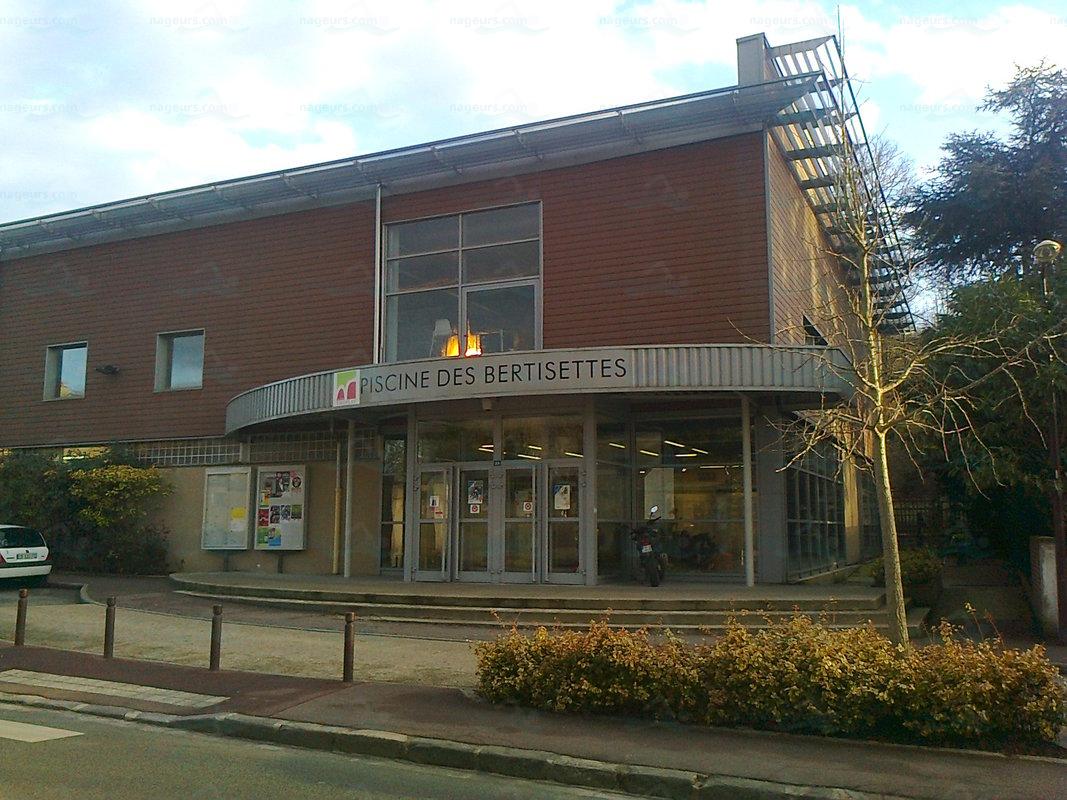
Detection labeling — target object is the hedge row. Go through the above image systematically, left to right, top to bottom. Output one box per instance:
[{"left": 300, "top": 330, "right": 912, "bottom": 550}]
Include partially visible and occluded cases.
[{"left": 475, "top": 617, "right": 1066, "bottom": 748}]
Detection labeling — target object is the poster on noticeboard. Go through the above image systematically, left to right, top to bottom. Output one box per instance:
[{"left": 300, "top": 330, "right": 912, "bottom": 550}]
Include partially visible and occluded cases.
[{"left": 254, "top": 464, "right": 307, "bottom": 550}]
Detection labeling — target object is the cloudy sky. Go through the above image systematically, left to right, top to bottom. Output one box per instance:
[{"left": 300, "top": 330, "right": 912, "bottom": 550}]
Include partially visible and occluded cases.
[{"left": 1, "top": 0, "right": 1063, "bottom": 222}]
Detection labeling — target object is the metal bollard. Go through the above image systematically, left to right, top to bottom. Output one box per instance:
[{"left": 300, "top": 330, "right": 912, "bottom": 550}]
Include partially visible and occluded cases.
[
  {"left": 14, "top": 589, "right": 28, "bottom": 646},
  {"left": 103, "top": 597, "right": 116, "bottom": 658},
  {"left": 209, "top": 605, "right": 223, "bottom": 671},
  {"left": 342, "top": 612, "right": 355, "bottom": 683}
]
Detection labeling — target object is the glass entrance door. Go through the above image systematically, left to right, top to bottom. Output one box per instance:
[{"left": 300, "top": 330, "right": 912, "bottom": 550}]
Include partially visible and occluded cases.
[
  {"left": 412, "top": 460, "right": 584, "bottom": 583},
  {"left": 544, "top": 462, "right": 584, "bottom": 584},
  {"left": 499, "top": 464, "right": 537, "bottom": 582},
  {"left": 415, "top": 466, "right": 452, "bottom": 581},
  {"left": 456, "top": 466, "right": 491, "bottom": 581}
]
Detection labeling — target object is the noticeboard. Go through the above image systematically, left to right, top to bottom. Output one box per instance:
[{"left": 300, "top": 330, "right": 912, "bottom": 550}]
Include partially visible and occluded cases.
[
  {"left": 254, "top": 465, "right": 307, "bottom": 550},
  {"left": 201, "top": 467, "right": 252, "bottom": 550}
]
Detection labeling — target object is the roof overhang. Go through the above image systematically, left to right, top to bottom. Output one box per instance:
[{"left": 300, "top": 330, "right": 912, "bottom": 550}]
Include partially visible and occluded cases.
[
  {"left": 0, "top": 75, "right": 819, "bottom": 261},
  {"left": 225, "top": 344, "right": 853, "bottom": 434}
]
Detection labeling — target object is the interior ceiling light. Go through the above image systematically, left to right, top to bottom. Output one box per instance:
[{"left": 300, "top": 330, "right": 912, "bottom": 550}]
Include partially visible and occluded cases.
[
  {"left": 663, "top": 440, "right": 686, "bottom": 448},
  {"left": 608, "top": 442, "right": 626, "bottom": 449},
  {"left": 527, "top": 445, "right": 543, "bottom": 450},
  {"left": 691, "top": 447, "right": 709, "bottom": 455},
  {"left": 639, "top": 449, "right": 659, "bottom": 457},
  {"left": 563, "top": 451, "right": 583, "bottom": 458},
  {"left": 516, "top": 453, "right": 541, "bottom": 460},
  {"left": 677, "top": 453, "right": 697, "bottom": 457}
]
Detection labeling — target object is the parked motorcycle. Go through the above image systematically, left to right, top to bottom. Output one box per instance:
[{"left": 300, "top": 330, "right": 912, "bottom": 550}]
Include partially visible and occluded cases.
[{"left": 631, "top": 506, "right": 668, "bottom": 586}]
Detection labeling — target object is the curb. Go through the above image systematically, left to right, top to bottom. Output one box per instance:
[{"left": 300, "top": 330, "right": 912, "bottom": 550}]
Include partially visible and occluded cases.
[{"left": 0, "top": 692, "right": 905, "bottom": 800}]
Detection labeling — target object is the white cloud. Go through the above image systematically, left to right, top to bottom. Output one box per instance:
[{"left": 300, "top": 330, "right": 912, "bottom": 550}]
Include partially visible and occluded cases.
[
  {"left": 1, "top": 0, "right": 1063, "bottom": 220},
  {"left": 843, "top": 3, "right": 1064, "bottom": 106}
]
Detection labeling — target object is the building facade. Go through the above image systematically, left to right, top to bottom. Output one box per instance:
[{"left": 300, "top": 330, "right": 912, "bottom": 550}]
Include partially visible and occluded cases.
[{"left": 0, "top": 34, "right": 899, "bottom": 585}]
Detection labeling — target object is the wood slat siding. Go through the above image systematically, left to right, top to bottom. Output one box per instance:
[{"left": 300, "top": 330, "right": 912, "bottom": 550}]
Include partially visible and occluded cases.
[
  {"left": 0, "top": 133, "right": 770, "bottom": 448},
  {"left": 382, "top": 134, "right": 769, "bottom": 349},
  {"left": 766, "top": 137, "right": 851, "bottom": 346},
  {"left": 0, "top": 204, "right": 377, "bottom": 447}
]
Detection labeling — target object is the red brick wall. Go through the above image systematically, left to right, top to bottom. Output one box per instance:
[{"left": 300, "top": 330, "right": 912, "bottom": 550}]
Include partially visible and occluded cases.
[
  {"left": 0, "top": 133, "right": 770, "bottom": 447},
  {"left": 384, "top": 133, "right": 770, "bottom": 348},
  {"left": 0, "top": 204, "right": 376, "bottom": 446}
]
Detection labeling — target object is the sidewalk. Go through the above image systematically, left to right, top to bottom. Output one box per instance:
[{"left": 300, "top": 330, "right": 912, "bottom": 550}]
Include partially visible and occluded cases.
[
  {"left": 0, "top": 586, "right": 477, "bottom": 686},
  {"left": 0, "top": 642, "right": 1064, "bottom": 800}
]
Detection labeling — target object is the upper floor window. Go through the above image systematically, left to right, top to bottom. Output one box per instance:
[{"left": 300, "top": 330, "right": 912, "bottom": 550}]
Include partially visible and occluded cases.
[
  {"left": 384, "top": 203, "right": 541, "bottom": 362},
  {"left": 803, "top": 317, "right": 828, "bottom": 346},
  {"left": 156, "top": 330, "right": 204, "bottom": 391},
  {"left": 44, "top": 342, "right": 87, "bottom": 399}
]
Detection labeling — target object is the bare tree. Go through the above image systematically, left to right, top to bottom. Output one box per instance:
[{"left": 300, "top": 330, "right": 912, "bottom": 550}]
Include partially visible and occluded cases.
[{"left": 778, "top": 128, "right": 1064, "bottom": 646}]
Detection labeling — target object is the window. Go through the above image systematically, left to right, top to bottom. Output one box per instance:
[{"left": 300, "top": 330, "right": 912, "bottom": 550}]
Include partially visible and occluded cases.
[
  {"left": 384, "top": 203, "right": 541, "bottom": 362},
  {"left": 803, "top": 316, "right": 828, "bottom": 346},
  {"left": 156, "top": 330, "right": 204, "bottom": 390},
  {"left": 44, "top": 342, "right": 87, "bottom": 399},
  {"left": 633, "top": 419, "right": 749, "bottom": 575},
  {"left": 380, "top": 434, "right": 406, "bottom": 569},
  {"left": 786, "top": 443, "right": 846, "bottom": 579},
  {"left": 858, "top": 466, "right": 881, "bottom": 560},
  {"left": 0, "top": 527, "right": 46, "bottom": 548}
]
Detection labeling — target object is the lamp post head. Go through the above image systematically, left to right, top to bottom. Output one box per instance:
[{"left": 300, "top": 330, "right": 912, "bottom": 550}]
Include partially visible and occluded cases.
[{"left": 1033, "top": 239, "right": 1062, "bottom": 264}]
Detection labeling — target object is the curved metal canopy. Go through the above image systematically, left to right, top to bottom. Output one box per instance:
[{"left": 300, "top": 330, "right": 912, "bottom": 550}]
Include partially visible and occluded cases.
[{"left": 224, "top": 344, "right": 852, "bottom": 434}]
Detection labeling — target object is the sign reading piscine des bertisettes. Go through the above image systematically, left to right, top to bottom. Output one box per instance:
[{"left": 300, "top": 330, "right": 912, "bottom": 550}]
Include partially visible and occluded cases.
[{"left": 332, "top": 350, "right": 634, "bottom": 408}]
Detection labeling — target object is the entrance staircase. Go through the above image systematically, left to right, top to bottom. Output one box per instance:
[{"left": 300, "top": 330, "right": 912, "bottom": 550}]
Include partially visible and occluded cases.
[{"left": 170, "top": 573, "right": 930, "bottom": 636}]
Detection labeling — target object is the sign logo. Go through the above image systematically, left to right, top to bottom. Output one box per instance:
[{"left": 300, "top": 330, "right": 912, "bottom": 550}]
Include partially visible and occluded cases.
[{"left": 333, "top": 369, "right": 360, "bottom": 406}]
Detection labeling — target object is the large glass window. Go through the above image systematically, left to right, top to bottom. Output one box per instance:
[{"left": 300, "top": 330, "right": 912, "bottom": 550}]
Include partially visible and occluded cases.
[
  {"left": 384, "top": 203, "right": 540, "bottom": 362},
  {"left": 44, "top": 342, "right": 87, "bottom": 399},
  {"left": 502, "top": 416, "right": 583, "bottom": 461},
  {"left": 417, "top": 419, "right": 495, "bottom": 462},
  {"left": 633, "top": 419, "right": 750, "bottom": 576},
  {"left": 596, "top": 421, "right": 631, "bottom": 578},
  {"left": 380, "top": 434, "right": 406, "bottom": 569},
  {"left": 786, "top": 444, "right": 846, "bottom": 579},
  {"left": 858, "top": 465, "right": 881, "bottom": 560}
]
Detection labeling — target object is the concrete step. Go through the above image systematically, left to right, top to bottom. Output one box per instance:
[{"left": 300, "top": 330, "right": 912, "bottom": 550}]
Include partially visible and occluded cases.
[
  {"left": 169, "top": 577, "right": 887, "bottom": 613},
  {"left": 176, "top": 589, "right": 896, "bottom": 629}
]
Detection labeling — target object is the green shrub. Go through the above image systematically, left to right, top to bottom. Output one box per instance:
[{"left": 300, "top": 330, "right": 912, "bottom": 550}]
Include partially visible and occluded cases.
[
  {"left": 0, "top": 450, "right": 171, "bottom": 574},
  {"left": 871, "top": 547, "right": 943, "bottom": 586},
  {"left": 474, "top": 618, "right": 1066, "bottom": 749},
  {"left": 897, "top": 622, "right": 1066, "bottom": 745}
]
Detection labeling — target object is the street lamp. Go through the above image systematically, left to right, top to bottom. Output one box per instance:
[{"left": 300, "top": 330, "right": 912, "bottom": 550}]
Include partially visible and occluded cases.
[{"left": 1033, "top": 239, "right": 1064, "bottom": 643}]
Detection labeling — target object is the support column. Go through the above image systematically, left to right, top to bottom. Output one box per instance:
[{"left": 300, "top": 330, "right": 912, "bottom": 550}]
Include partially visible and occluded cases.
[
  {"left": 582, "top": 396, "right": 598, "bottom": 586},
  {"left": 741, "top": 396, "right": 756, "bottom": 587},
  {"left": 755, "top": 407, "right": 789, "bottom": 583},
  {"left": 403, "top": 410, "right": 417, "bottom": 582},
  {"left": 343, "top": 419, "right": 356, "bottom": 578},
  {"left": 332, "top": 439, "right": 343, "bottom": 574}
]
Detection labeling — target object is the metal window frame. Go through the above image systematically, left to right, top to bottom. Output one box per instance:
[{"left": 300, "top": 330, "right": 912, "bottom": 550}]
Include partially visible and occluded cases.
[
  {"left": 381, "top": 201, "right": 543, "bottom": 363},
  {"left": 155, "top": 328, "right": 205, "bottom": 392},
  {"left": 42, "top": 341, "right": 88, "bottom": 401}
]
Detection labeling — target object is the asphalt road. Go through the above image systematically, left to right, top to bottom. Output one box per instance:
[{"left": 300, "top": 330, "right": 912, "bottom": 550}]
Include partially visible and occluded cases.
[{"left": 0, "top": 703, "right": 636, "bottom": 800}]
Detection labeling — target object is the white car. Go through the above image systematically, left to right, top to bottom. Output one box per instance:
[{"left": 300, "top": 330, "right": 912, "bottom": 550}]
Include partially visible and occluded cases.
[{"left": 0, "top": 525, "right": 52, "bottom": 586}]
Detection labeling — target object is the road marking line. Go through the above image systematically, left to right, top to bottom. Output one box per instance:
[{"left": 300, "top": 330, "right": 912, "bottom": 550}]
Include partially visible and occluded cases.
[
  {"left": 0, "top": 670, "right": 227, "bottom": 708},
  {"left": 0, "top": 719, "right": 83, "bottom": 742}
]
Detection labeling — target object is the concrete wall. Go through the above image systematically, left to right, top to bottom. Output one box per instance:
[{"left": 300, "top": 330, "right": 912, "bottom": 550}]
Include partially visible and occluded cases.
[
  {"left": 152, "top": 460, "right": 383, "bottom": 576},
  {"left": 349, "top": 461, "right": 383, "bottom": 576},
  {"left": 1030, "top": 536, "right": 1059, "bottom": 637}
]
